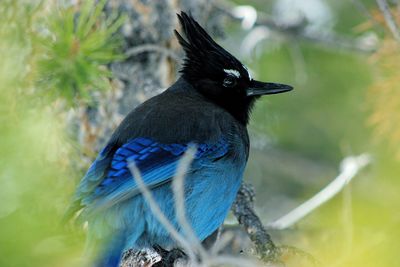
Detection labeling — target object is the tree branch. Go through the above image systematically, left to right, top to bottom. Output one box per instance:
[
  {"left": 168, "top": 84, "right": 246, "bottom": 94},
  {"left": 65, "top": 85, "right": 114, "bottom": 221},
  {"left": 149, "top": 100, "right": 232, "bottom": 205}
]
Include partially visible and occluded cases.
[
  {"left": 376, "top": 0, "right": 400, "bottom": 42},
  {"left": 216, "top": 1, "right": 378, "bottom": 54},
  {"left": 125, "top": 44, "right": 181, "bottom": 62},
  {"left": 230, "top": 154, "right": 370, "bottom": 265},
  {"left": 268, "top": 154, "right": 371, "bottom": 230},
  {"left": 231, "top": 183, "right": 279, "bottom": 262}
]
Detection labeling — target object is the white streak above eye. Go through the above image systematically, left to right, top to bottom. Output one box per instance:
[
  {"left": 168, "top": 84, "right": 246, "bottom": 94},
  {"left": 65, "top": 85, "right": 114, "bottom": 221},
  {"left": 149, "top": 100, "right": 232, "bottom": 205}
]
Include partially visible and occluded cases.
[{"left": 223, "top": 69, "right": 240, "bottom": 78}]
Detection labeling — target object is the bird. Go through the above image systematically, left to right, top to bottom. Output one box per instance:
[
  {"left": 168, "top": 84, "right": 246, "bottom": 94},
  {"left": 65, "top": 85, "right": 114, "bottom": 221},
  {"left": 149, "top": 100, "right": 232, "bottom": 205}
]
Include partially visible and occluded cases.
[{"left": 65, "top": 11, "right": 293, "bottom": 267}]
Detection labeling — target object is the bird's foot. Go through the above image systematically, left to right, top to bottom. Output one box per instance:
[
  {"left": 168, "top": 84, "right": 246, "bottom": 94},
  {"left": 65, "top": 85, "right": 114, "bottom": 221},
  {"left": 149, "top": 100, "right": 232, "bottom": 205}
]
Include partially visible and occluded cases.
[{"left": 120, "top": 248, "right": 162, "bottom": 267}]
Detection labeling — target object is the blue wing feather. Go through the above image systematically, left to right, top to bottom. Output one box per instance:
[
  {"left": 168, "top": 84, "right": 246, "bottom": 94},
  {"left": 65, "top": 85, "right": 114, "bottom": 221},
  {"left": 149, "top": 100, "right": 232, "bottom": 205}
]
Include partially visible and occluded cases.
[{"left": 75, "top": 137, "right": 229, "bottom": 213}]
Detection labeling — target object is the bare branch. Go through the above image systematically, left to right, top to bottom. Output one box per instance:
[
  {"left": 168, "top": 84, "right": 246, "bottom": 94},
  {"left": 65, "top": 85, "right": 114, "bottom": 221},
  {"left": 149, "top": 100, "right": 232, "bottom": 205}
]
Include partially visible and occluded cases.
[
  {"left": 376, "top": 0, "right": 400, "bottom": 42},
  {"left": 216, "top": 1, "right": 378, "bottom": 53},
  {"left": 125, "top": 44, "right": 181, "bottom": 62},
  {"left": 171, "top": 146, "right": 208, "bottom": 260},
  {"left": 268, "top": 154, "right": 372, "bottom": 230},
  {"left": 231, "top": 183, "right": 279, "bottom": 263},
  {"left": 209, "top": 231, "right": 235, "bottom": 256}
]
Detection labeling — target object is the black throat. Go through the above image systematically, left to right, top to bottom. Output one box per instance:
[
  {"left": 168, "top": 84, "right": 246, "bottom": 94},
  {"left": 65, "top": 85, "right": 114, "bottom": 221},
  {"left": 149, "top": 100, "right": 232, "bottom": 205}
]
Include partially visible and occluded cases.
[{"left": 212, "top": 95, "right": 257, "bottom": 126}]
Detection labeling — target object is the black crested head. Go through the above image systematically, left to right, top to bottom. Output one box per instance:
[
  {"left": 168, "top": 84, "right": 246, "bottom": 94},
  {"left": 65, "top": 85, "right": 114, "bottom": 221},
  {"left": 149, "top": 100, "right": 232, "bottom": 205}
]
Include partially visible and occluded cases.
[
  {"left": 174, "top": 12, "right": 293, "bottom": 125},
  {"left": 174, "top": 12, "right": 247, "bottom": 83}
]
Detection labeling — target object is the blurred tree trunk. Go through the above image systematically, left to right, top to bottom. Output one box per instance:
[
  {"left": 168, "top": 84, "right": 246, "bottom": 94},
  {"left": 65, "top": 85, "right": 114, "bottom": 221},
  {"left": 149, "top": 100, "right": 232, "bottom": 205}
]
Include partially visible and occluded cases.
[{"left": 73, "top": 0, "right": 223, "bottom": 163}]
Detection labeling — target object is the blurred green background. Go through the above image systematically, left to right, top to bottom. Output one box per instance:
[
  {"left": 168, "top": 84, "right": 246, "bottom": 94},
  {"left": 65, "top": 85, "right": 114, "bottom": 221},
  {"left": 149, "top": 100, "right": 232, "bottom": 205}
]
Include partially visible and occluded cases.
[{"left": 1, "top": 0, "right": 399, "bottom": 266}]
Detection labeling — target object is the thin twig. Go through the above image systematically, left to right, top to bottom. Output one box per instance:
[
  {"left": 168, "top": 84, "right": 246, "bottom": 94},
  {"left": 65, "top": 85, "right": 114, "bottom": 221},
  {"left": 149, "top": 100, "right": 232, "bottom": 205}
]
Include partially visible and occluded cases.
[
  {"left": 376, "top": 0, "right": 400, "bottom": 42},
  {"left": 216, "top": 1, "right": 378, "bottom": 53},
  {"left": 125, "top": 44, "right": 181, "bottom": 62},
  {"left": 172, "top": 146, "right": 208, "bottom": 261},
  {"left": 171, "top": 149, "right": 262, "bottom": 266},
  {"left": 268, "top": 154, "right": 372, "bottom": 230},
  {"left": 127, "top": 162, "right": 198, "bottom": 263},
  {"left": 210, "top": 232, "right": 235, "bottom": 256}
]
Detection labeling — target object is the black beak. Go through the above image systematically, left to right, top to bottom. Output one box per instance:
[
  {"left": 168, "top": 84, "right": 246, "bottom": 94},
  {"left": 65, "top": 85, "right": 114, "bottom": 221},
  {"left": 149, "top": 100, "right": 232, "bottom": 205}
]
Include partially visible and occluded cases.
[{"left": 246, "top": 80, "right": 293, "bottom": 97}]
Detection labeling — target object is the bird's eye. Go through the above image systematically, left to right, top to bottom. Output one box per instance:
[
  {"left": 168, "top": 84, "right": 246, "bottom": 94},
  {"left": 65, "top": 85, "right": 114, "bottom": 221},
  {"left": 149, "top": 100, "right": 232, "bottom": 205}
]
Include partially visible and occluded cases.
[{"left": 223, "top": 75, "right": 237, "bottom": 88}]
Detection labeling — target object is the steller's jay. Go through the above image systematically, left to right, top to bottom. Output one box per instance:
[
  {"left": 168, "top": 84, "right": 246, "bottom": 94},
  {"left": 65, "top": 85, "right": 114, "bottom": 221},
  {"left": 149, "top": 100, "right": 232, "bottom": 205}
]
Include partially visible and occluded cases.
[{"left": 65, "top": 11, "right": 292, "bottom": 266}]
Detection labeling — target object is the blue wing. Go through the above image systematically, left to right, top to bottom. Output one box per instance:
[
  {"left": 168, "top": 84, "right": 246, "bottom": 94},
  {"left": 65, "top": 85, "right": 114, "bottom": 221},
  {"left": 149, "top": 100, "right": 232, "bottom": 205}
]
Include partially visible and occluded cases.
[{"left": 73, "top": 137, "right": 229, "bottom": 215}]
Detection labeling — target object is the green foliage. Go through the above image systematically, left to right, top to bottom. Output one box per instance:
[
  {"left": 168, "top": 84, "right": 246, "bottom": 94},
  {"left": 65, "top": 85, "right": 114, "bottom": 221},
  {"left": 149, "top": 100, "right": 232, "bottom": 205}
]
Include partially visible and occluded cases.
[
  {"left": 35, "top": 0, "right": 125, "bottom": 105},
  {"left": 0, "top": 1, "right": 124, "bottom": 266},
  {"left": 252, "top": 45, "right": 372, "bottom": 161}
]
